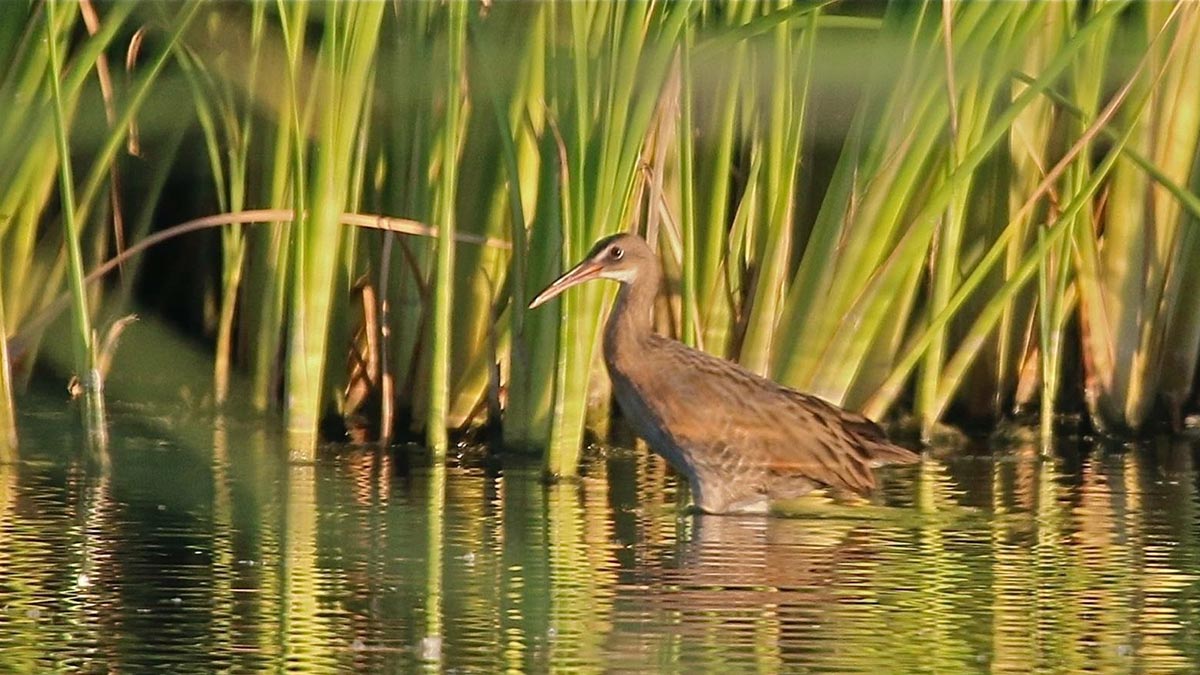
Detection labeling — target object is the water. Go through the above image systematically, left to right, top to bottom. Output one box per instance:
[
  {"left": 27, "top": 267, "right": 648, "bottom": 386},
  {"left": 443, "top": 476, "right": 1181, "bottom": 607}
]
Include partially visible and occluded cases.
[{"left": 2, "top": 398, "right": 1199, "bottom": 673}]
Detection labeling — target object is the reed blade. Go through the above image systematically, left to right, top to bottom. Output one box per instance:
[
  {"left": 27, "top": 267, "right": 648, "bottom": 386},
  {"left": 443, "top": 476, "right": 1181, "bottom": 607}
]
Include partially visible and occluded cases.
[
  {"left": 45, "top": 0, "right": 105, "bottom": 440},
  {"left": 285, "top": 1, "right": 384, "bottom": 457},
  {"left": 426, "top": 1, "right": 468, "bottom": 457},
  {"left": 0, "top": 291, "right": 16, "bottom": 459}
]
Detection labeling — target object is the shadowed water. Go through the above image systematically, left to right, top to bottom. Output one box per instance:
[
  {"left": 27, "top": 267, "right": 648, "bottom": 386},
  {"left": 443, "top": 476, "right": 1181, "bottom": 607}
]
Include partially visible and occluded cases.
[{"left": 1, "top": 396, "right": 1199, "bottom": 672}]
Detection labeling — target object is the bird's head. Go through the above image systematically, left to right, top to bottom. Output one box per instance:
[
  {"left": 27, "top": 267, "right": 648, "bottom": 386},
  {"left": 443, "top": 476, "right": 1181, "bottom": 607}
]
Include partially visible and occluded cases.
[{"left": 529, "top": 233, "right": 653, "bottom": 309}]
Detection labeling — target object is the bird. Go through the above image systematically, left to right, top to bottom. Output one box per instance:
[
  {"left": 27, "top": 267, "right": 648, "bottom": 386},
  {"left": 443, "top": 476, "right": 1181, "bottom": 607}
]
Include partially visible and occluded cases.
[{"left": 529, "top": 232, "right": 920, "bottom": 514}]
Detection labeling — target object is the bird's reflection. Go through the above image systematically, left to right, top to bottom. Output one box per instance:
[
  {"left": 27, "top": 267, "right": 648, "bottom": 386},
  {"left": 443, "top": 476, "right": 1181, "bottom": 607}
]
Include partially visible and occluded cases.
[
  {"left": 606, "top": 509, "right": 891, "bottom": 670},
  {"left": 673, "top": 513, "right": 865, "bottom": 583}
]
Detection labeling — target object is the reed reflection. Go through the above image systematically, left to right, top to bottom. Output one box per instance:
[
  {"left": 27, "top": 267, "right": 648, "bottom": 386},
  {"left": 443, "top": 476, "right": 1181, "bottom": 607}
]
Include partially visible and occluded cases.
[{"left": 0, "top": 408, "right": 1199, "bottom": 672}]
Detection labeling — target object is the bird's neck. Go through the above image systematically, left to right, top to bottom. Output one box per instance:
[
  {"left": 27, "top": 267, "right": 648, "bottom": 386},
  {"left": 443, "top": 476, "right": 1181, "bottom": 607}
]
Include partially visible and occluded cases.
[{"left": 605, "top": 267, "right": 660, "bottom": 363}]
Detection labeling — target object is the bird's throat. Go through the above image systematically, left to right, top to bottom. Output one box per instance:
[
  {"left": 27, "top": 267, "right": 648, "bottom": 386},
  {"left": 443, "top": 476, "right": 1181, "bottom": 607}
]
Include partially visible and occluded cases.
[{"left": 604, "top": 271, "right": 660, "bottom": 365}]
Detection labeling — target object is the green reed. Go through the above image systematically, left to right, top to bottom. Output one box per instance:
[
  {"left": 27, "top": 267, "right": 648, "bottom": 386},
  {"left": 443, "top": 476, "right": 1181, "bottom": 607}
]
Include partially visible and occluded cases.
[
  {"left": 45, "top": 0, "right": 106, "bottom": 440},
  {"left": 0, "top": 1, "right": 198, "bottom": 443},
  {"left": 4, "top": 1, "right": 1200, "bottom": 470},
  {"left": 248, "top": 1, "right": 309, "bottom": 414},
  {"left": 283, "top": 1, "right": 384, "bottom": 457},
  {"left": 426, "top": 1, "right": 469, "bottom": 457},
  {"left": 547, "top": 1, "right": 691, "bottom": 476},
  {"left": 861, "top": 2, "right": 1149, "bottom": 420},
  {"left": 175, "top": 3, "right": 270, "bottom": 406},
  {"left": 482, "top": 3, "right": 554, "bottom": 451},
  {"left": 736, "top": 3, "right": 817, "bottom": 375},
  {"left": 776, "top": 3, "right": 1037, "bottom": 409},
  {"left": 1073, "top": 3, "right": 1200, "bottom": 433},
  {"left": 1001, "top": 5, "right": 1067, "bottom": 435},
  {"left": 0, "top": 291, "right": 14, "bottom": 457}
]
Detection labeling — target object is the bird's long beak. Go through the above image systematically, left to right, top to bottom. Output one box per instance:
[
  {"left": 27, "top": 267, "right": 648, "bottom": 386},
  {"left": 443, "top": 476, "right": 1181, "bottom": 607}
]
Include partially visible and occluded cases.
[{"left": 528, "top": 258, "right": 603, "bottom": 309}]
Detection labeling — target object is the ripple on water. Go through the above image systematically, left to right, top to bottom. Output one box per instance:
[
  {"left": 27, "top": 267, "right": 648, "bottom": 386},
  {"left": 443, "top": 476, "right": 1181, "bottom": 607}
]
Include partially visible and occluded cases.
[{"left": 2, "top": 401, "right": 1200, "bottom": 671}]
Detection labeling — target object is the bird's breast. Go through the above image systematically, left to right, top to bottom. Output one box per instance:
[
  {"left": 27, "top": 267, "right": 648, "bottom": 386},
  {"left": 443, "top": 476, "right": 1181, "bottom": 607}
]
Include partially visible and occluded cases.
[{"left": 605, "top": 360, "right": 693, "bottom": 472}]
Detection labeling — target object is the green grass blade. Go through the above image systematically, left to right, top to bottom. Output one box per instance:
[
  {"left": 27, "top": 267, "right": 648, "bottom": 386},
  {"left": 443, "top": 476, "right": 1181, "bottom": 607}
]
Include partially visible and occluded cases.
[
  {"left": 45, "top": 0, "right": 104, "bottom": 439},
  {"left": 285, "top": 1, "right": 384, "bottom": 457},
  {"left": 426, "top": 1, "right": 468, "bottom": 457},
  {"left": 677, "top": 16, "right": 697, "bottom": 347},
  {"left": 861, "top": 37, "right": 1161, "bottom": 421},
  {"left": 0, "top": 290, "right": 15, "bottom": 458}
]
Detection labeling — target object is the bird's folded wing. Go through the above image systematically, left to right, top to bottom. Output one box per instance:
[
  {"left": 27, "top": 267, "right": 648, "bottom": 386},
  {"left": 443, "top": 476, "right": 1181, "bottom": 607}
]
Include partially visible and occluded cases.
[{"left": 639, "top": 337, "right": 881, "bottom": 493}]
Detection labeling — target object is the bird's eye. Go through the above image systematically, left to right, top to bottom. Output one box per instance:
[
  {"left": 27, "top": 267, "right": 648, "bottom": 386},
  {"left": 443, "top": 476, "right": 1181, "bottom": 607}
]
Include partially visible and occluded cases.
[{"left": 610, "top": 246, "right": 624, "bottom": 260}]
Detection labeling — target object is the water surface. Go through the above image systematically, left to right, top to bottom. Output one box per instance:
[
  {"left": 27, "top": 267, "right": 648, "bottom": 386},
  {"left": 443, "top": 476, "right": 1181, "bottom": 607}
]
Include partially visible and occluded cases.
[{"left": 1, "top": 397, "right": 1199, "bottom": 672}]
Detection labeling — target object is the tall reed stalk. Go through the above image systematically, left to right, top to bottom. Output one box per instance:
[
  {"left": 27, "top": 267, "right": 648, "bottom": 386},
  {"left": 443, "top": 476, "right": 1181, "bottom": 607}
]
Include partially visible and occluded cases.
[
  {"left": 45, "top": 0, "right": 106, "bottom": 440},
  {"left": 682, "top": 0, "right": 761, "bottom": 359},
  {"left": 0, "top": 1, "right": 195, "bottom": 435},
  {"left": 6, "top": 1, "right": 1200, "bottom": 468},
  {"left": 249, "top": 1, "right": 309, "bottom": 412},
  {"left": 284, "top": 1, "right": 384, "bottom": 457},
  {"left": 426, "top": 1, "right": 469, "bottom": 457},
  {"left": 537, "top": 2, "right": 691, "bottom": 477},
  {"left": 1031, "top": 2, "right": 1108, "bottom": 443},
  {"left": 485, "top": 3, "right": 554, "bottom": 452},
  {"left": 774, "top": 3, "right": 1042, "bottom": 413},
  {"left": 916, "top": 3, "right": 1020, "bottom": 436},
  {"left": 1073, "top": 3, "right": 1200, "bottom": 432},
  {"left": 175, "top": 4, "right": 269, "bottom": 406},
  {"left": 736, "top": 4, "right": 817, "bottom": 375},
  {"left": 998, "top": 4, "right": 1066, "bottom": 428},
  {"left": 0, "top": 293, "right": 14, "bottom": 457}
]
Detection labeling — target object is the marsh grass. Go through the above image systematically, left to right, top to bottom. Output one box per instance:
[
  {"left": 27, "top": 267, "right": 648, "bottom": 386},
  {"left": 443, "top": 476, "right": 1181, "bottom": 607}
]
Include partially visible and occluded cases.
[
  {"left": 426, "top": 0, "right": 469, "bottom": 457},
  {"left": 3, "top": 1, "right": 1200, "bottom": 470},
  {"left": 0, "top": 292, "right": 14, "bottom": 457}
]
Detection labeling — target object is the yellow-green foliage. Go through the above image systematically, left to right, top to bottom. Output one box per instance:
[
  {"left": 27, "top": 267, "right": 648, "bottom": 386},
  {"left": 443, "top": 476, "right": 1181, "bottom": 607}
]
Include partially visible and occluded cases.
[{"left": 3, "top": 1, "right": 1200, "bottom": 468}]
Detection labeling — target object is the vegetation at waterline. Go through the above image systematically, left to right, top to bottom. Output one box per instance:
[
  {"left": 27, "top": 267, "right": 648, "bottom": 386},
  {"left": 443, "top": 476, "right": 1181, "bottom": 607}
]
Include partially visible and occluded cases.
[{"left": 2, "top": 1, "right": 1200, "bottom": 471}]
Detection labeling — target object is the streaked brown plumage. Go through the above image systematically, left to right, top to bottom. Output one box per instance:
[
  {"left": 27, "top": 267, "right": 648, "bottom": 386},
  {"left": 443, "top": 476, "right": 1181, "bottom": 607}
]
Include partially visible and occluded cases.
[{"left": 530, "top": 233, "right": 919, "bottom": 514}]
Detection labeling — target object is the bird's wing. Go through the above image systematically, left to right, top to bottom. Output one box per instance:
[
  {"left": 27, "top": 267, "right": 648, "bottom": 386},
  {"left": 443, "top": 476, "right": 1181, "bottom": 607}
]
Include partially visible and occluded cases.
[{"left": 636, "top": 337, "right": 886, "bottom": 493}]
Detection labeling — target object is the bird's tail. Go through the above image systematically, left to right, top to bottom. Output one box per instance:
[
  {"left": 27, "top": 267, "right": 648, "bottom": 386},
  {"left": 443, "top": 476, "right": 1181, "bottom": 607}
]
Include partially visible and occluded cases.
[{"left": 864, "top": 440, "right": 921, "bottom": 468}]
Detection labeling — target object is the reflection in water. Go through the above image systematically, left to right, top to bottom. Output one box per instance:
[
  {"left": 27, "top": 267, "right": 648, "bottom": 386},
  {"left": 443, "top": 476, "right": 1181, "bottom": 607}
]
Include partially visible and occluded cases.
[{"left": 0, "top": 400, "right": 1199, "bottom": 672}]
